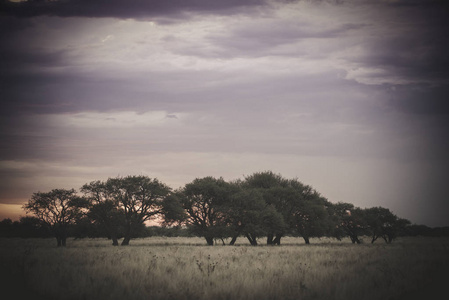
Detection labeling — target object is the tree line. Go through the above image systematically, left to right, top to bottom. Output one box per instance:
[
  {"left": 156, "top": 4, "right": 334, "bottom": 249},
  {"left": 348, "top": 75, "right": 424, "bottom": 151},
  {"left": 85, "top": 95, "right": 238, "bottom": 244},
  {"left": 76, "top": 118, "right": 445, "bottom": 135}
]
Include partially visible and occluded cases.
[{"left": 4, "top": 171, "right": 445, "bottom": 247}]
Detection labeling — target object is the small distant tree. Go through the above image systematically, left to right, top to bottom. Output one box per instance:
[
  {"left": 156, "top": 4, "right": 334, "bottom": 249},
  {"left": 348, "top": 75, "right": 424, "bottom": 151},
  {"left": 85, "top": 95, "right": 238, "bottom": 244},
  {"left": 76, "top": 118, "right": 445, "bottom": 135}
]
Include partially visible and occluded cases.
[
  {"left": 23, "top": 189, "right": 87, "bottom": 247},
  {"left": 18, "top": 216, "right": 51, "bottom": 238},
  {"left": 0, "top": 218, "right": 13, "bottom": 237}
]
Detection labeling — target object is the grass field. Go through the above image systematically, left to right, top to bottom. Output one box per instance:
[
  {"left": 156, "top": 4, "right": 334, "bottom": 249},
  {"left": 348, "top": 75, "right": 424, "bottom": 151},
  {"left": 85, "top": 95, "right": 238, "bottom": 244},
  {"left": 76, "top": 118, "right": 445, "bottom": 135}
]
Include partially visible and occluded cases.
[{"left": 1, "top": 236, "right": 448, "bottom": 300}]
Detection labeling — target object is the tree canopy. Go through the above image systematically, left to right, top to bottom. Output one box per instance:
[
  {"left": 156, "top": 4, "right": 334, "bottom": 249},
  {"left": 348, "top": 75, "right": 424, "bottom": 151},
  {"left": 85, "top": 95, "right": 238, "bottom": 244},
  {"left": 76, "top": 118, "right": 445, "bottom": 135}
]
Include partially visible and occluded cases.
[
  {"left": 19, "top": 171, "right": 416, "bottom": 246},
  {"left": 23, "top": 189, "right": 87, "bottom": 246}
]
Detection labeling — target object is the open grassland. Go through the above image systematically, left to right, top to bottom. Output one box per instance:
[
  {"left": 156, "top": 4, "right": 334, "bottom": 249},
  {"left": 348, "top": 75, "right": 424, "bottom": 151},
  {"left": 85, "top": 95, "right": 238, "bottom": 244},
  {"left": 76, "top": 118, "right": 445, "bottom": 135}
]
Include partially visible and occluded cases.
[{"left": 1, "top": 237, "right": 448, "bottom": 300}]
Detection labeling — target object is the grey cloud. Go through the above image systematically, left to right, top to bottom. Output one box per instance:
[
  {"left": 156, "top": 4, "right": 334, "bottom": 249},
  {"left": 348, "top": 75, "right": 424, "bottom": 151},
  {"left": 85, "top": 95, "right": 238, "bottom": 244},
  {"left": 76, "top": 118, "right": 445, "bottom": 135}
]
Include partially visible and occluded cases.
[
  {"left": 0, "top": 0, "right": 270, "bottom": 20},
  {"left": 383, "top": 0, "right": 448, "bottom": 7},
  {"left": 351, "top": 2, "right": 448, "bottom": 85},
  {"left": 0, "top": 15, "right": 33, "bottom": 35},
  {"left": 172, "top": 21, "right": 367, "bottom": 59},
  {"left": 227, "top": 22, "right": 366, "bottom": 42},
  {"left": 213, "top": 23, "right": 365, "bottom": 57},
  {"left": 357, "top": 35, "right": 449, "bottom": 85},
  {"left": 0, "top": 48, "right": 67, "bottom": 71},
  {"left": 0, "top": 68, "right": 420, "bottom": 164},
  {"left": 0, "top": 69, "right": 91, "bottom": 115},
  {"left": 386, "top": 83, "right": 449, "bottom": 161},
  {"left": 387, "top": 84, "right": 449, "bottom": 115},
  {"left": 0, "top": 129, "right": 67, "bottom": 161}
]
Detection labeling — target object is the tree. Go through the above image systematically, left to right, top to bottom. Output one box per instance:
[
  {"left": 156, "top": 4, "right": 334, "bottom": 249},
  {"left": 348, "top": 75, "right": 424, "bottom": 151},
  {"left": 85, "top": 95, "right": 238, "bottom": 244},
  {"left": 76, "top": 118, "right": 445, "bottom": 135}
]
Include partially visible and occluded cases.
[
  {"left": 244, "top": 171, "right": 290, "bottom": 245},
  {"left": 244, "top": 171, "right": 336, "bottom": 245},
  {"left": 107, "top": 176, "right": 171, "bottom": 246},
  {"left": 177, "top": 177, "right": 232, "bottom": 245},
  {"left": 81, "top": 180, "right": 125, "bottom": 246},
  {"left": 288, "top": 180, "right": 332, "bottom": 244},
  {"left": 222, "top": 184, "right": 272, "bottom": 246},
  {"left": 23, "top": 189, "right": 87, "bottom": 246},
  {"left": 159, "top": 193, "right": 187, "bottom": 227},
  {"left": 331, "top": 202, "right": 367, "bottom": 244},
  {"left": 365, "top": 207, "right": 410, "bottom": 243},
  {"left": 18, "top": 216, "right": 51, "bottom": 238},
  {"left": 0, "top": 218, "right": 13, "bottom": 237}
]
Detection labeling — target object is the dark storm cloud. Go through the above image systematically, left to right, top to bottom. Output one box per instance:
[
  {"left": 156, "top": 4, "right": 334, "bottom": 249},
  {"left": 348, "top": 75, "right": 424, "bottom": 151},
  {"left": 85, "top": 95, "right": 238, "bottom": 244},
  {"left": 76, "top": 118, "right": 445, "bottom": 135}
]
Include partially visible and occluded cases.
[
  {"left": 0, "top": 0, "right": 270, "bottom": 20},
  {"left": 384, "top": 0, "right": 448, "bottom": 7},
  {"left": 355, "top": 6, "right": 449, "bottom": 85},
  {"left": 0, "top": 15, "right": 33, "bottom": 34},
  {"left": 0, "top": 47, "right": 66, "bottom": 71},
  {"left": 0, "top": 67, "right": 87, "bottom": 115},
  {"left": 386, "top": 83, "right": 449, "bottom": 161},
  {"left": 388, "top": 84, "right": 449, "bottom": 115},
  {"left": 0, "top": 133, "right": 63, "bottom": 161}
]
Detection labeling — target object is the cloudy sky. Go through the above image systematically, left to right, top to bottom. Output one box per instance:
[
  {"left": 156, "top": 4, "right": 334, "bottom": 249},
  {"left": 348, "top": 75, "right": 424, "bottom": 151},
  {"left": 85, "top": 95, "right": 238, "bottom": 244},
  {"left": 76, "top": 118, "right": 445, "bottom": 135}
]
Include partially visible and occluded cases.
[{"left": 1, "top": 0, "right": 448, "bottom": 226}]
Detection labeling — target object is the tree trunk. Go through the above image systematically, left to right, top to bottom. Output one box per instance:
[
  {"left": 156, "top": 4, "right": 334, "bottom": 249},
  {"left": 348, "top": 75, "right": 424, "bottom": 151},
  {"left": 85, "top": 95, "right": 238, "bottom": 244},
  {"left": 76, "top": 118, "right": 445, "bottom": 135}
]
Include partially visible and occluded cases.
[
  {"left": 121, "top": 222, "right": 131, "bottom": 245},
  {"left": 107, "top": 225, "right": 119, "bottom": 246},
  {"left": 61, "top": 229, "right": 67, "bottom": 247},
  {"left": 110, "top": 231, "right": 119, "bottom": 246},
  {"left": 245, "top": 233, "right": 258, "bottom": 246},
  {"left": 267, "top": 233, "right": 274, "bottom": 245},
  {"left": 273, "top": 233, "right": 282, "bottom": 245},
  {"left": 230, "top": 234, "right": 238, "bottom": 245},
  {"left": 350, "top": 235, "right": 361, "bottom": 244},
  {"left": 56, "top": 236, "right": 62, "bottom": 247},
  {"left": 121, "top": 236, "right": 131, "bottom": 246},
  {"left": 205, "top": 236, "right": 214, "bottom": 246},
  {"left": 303, "top": 236, "right": 310, "bottom": 244}
]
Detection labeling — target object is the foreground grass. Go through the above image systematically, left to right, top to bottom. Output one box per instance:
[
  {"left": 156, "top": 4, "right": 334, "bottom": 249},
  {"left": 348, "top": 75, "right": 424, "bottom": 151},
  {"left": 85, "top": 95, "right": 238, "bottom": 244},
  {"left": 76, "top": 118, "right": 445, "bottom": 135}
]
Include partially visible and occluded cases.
[{"left": 1, "top": 237, "right": 448, "bottom": 300}]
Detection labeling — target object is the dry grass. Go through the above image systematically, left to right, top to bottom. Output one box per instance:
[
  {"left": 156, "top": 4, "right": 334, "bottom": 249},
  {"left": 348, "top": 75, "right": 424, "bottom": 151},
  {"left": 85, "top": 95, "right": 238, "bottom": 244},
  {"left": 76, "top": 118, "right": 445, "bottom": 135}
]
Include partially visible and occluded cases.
[{"left": 1, "top": 236, "right": 448, "bottom": 300}]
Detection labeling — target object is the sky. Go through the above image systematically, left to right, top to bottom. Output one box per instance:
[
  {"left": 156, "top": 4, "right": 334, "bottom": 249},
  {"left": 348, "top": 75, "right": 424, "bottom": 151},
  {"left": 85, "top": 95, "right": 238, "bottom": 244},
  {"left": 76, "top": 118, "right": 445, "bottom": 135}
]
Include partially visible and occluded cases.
[{"left": 0, "top": 0, "right": 448, "bottom": 227}]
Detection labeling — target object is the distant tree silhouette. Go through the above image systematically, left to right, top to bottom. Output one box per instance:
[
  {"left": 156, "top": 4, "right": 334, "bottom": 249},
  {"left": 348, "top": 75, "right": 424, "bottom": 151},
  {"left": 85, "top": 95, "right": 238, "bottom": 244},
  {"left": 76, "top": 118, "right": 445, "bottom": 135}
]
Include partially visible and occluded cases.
[
  {"left": 23, "top": 189, "right": 87, "bottom": 246},
  {"left": 0, "top": 217, "right": 52, "bottom": 238},
  {"left": 0, "top": 218, "right": 14, "bottom": 237}
]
